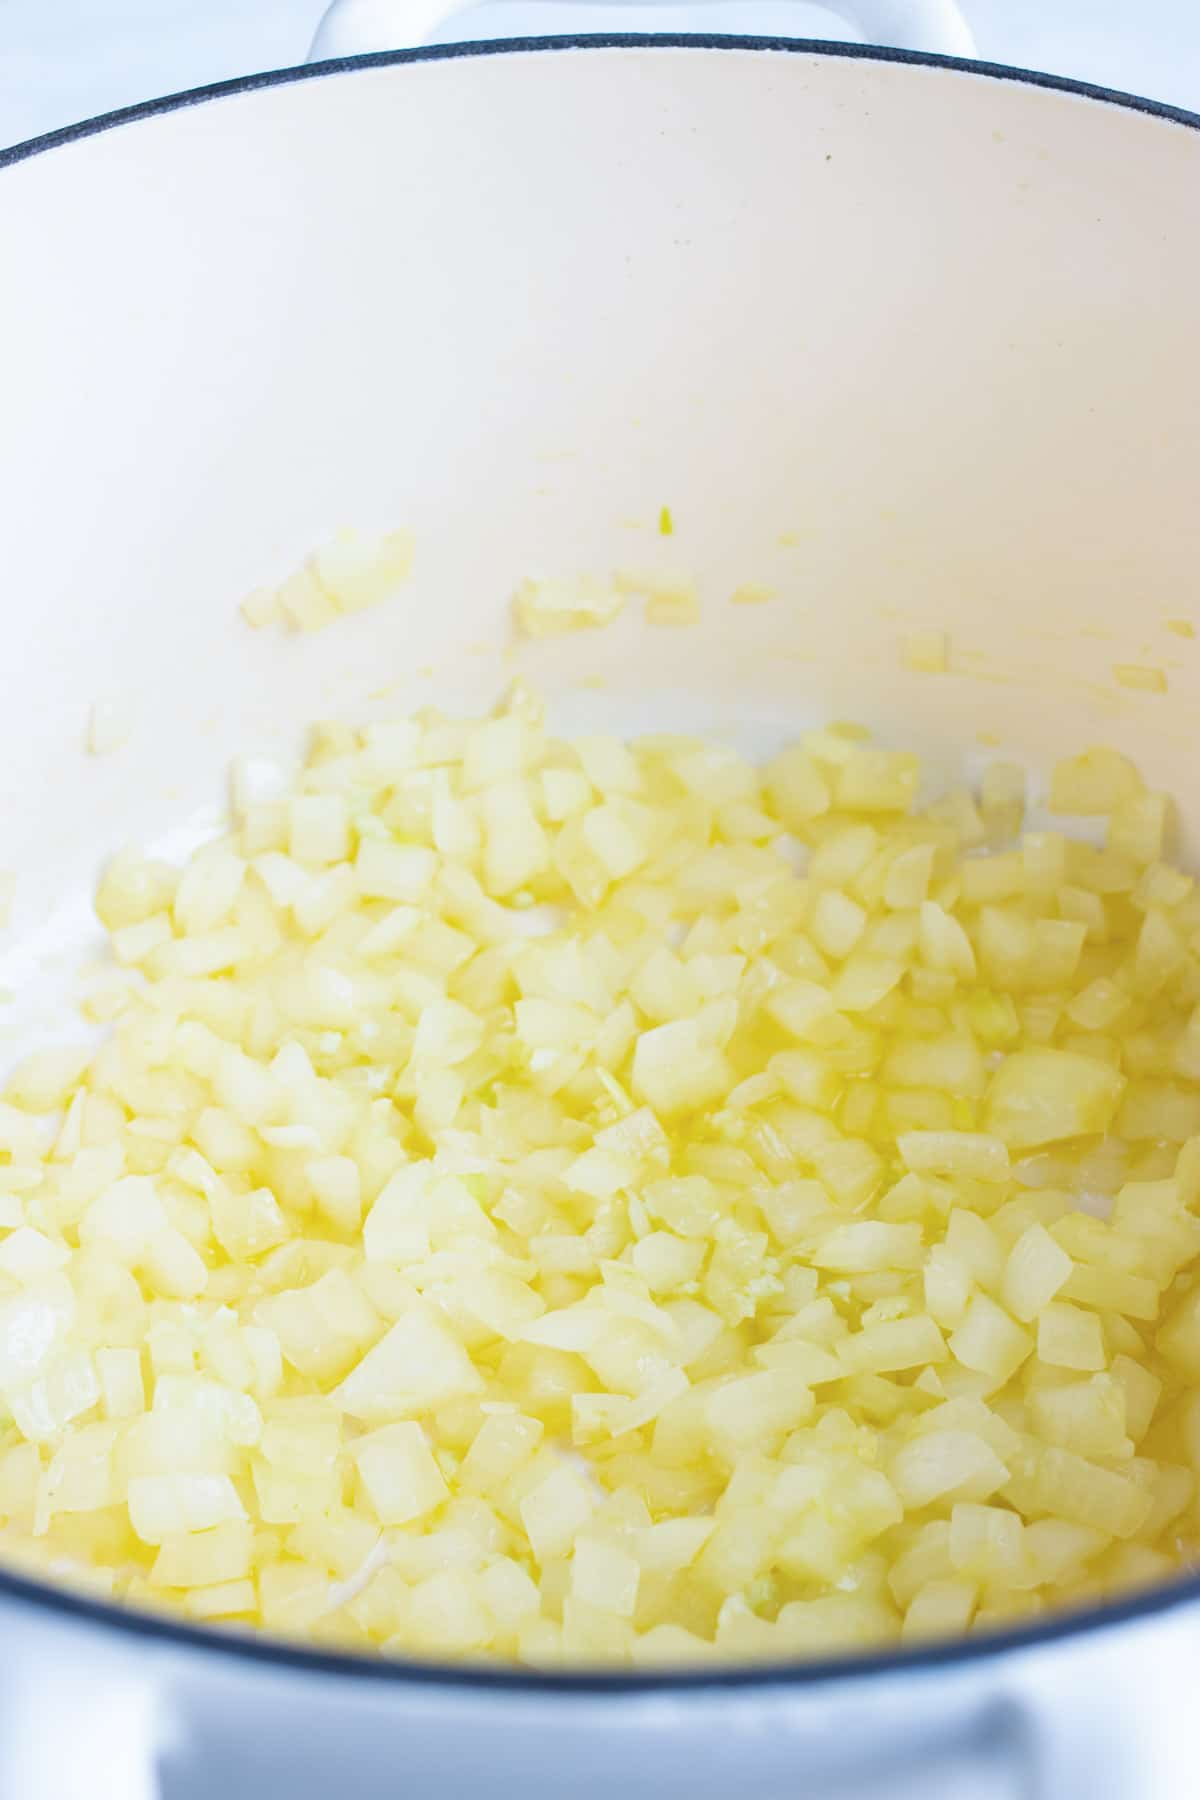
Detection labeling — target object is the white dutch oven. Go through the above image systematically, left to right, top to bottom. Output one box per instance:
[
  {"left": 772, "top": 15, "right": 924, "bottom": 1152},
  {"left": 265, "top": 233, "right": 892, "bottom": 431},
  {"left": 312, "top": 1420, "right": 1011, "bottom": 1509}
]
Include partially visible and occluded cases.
[{"left": 1, "top": 2, "right": 1199, "bottom": 1794}]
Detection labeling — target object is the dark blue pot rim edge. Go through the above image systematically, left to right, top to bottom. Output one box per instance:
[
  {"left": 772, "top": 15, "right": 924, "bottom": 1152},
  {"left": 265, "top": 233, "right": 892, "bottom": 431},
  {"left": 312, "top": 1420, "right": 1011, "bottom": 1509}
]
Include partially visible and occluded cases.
[{"left": 4, "top": 31, "right": 1200, "bottom": 167}]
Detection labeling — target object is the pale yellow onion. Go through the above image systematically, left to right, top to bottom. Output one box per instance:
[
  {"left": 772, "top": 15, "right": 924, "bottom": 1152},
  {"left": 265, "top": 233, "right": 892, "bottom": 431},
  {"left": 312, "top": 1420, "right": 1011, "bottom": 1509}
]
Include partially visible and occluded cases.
[{"left": 0, "top": 699, "right": 1195, "bottom": 1666}]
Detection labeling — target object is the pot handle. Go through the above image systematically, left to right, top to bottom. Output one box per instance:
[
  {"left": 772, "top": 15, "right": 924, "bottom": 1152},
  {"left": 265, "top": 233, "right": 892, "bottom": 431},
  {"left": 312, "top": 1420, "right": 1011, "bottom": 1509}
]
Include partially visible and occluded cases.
[{"left": 308, "top": 0, "right": 976, "bottom": 62}]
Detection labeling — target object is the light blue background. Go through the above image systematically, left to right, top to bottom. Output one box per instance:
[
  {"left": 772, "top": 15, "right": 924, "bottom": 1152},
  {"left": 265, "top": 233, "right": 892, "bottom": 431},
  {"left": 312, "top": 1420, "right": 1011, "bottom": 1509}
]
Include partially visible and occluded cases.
[{"left": 2, "top": 0, "right": 1198, "bottom": 150}]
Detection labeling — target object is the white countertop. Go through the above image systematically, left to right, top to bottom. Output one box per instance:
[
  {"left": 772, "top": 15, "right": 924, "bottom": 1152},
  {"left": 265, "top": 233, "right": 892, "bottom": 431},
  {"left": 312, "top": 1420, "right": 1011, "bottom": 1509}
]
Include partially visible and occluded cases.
[{"left": 2, "top": 0, "right": 1199, "bottom": 150}]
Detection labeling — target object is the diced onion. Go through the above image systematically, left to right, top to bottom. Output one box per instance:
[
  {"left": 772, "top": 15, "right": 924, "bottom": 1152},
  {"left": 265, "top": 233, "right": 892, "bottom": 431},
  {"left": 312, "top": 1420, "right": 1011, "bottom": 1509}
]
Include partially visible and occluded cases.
[{"left": 0, "top": 698, "right": 1197, "bottom": 1669}]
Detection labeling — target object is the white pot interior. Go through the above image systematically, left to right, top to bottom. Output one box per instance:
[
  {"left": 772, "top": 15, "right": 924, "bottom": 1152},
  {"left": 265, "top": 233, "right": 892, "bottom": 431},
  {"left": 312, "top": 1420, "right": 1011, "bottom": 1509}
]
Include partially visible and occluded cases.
[{"left": 1, "top": 47, "right": 1198, "bottom": 1028}]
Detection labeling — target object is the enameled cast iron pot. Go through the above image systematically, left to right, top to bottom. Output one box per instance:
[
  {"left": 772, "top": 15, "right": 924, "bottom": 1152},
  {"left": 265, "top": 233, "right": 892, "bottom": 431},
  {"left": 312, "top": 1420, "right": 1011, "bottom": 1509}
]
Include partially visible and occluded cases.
[{"left": 1, "top": 4, "right": 1199, "bottom": 1793}]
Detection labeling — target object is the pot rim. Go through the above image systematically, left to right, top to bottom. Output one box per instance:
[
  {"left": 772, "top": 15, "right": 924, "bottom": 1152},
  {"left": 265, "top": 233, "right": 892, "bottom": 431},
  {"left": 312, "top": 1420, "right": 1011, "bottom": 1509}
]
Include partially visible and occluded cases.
[
  {"left": 5, "top": 28, "right": 1200, "bottom": 169},
  {"left": 1, "top": 30, "right": 1198, "bottom": 1694}
]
